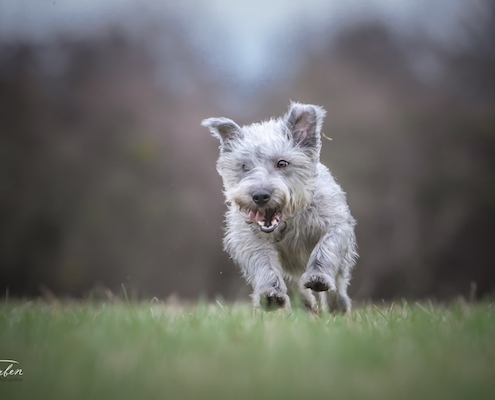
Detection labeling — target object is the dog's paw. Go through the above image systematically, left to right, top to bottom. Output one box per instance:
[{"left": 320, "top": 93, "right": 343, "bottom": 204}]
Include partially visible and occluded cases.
[
  {"left": 301, "top": 273, "right": 336, "bottom": 292},
  {"left": 252, "top": 289, "right": 291, "bottom": 311}
]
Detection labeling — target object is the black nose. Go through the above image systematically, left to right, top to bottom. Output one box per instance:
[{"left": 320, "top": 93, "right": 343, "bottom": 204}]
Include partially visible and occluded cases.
[{"left": 252, "top": 190, "right": 271, "bottom": 206}]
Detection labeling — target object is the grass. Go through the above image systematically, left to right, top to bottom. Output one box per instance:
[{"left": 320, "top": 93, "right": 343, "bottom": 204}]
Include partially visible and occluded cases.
[{"left": 0, "top": 300, "right": 494, "bottom": 400}]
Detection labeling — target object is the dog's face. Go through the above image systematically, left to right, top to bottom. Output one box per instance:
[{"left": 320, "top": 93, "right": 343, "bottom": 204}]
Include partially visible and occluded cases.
[{"left": 203, "top": 103, "right": 326, "bottom": 233}]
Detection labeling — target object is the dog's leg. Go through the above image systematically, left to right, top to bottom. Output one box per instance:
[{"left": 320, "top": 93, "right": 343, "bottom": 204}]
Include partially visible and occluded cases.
[
  {"left": 301, "top": 224, "right": 355, "bottom": 313},
  {"left": 229, "top": 240, "right": 290, "bottom": 310},
  {"left": 247, "top": 259, "right": 291, "bottom": 311},
  {"left": 327, "top": 271, "right": 352, "bottom": 313},
  {"left": 297, "top": 281, "right": 318, "bottom": 313},
  {"left": 318, "top": 292, "right": 329, "bottom": 313}
]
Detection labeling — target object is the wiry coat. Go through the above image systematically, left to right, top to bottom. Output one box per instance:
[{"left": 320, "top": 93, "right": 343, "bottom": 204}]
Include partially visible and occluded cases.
[{"left": 202, "top": 103, "right": 357, "bottom": 313}]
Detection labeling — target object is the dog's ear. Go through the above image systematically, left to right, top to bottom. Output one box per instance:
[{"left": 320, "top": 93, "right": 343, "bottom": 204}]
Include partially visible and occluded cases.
[
  {"left": 284, "top": 102, "right": 326, "bottom": 149},
  {"left": 202, "top": 118, "right": 242, "bottom": 145}
]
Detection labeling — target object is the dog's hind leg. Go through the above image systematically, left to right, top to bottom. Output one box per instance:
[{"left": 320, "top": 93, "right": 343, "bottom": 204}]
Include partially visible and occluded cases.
[
  {"left": 326, "top": 272, "right": 351, "bottom": 314},
  {"left": 296, "top": 281, "right": 318, "bottom": 313}
]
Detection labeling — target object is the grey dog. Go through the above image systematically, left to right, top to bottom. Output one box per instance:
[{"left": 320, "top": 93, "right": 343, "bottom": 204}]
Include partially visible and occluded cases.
[{"left": 202, "top": 102, "right": 357, "bottom": 313}]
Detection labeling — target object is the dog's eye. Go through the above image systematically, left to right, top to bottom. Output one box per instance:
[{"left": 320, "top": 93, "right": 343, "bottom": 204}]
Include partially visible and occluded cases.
[
  {"left": 277, "top": 160, "right": 289, "bottom": 168},
  {"left": 242, "top": 164, "right": 250, "bottom": 171}
]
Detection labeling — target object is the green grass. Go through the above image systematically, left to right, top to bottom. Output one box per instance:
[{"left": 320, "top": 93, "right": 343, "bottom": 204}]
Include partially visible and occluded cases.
[{"left": 0, "top": 300, "right": 494, "bottom": 400}]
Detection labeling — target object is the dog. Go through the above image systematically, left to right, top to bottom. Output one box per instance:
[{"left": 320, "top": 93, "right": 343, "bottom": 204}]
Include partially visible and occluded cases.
[{"left": 202, "top": 102, "right": 357, "bottom": 313}]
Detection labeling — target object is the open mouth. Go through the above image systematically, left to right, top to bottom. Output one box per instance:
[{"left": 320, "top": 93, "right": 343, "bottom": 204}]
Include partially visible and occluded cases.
[{"left": 247, "top": 209, "right": 281, "bottom": 233}]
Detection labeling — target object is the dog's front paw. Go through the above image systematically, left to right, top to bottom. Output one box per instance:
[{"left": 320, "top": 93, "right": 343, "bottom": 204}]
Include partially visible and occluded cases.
[
  {"left": 301, "top": 273, "right": 336, "bottom": 292},
  {"left": 252, "top": 289, "right": 291, "bottom": 311}
]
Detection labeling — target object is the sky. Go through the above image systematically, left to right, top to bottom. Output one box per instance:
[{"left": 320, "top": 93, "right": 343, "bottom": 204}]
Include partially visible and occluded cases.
[{"left": 0, "top": 0, "right": 485, "bottom": 88}]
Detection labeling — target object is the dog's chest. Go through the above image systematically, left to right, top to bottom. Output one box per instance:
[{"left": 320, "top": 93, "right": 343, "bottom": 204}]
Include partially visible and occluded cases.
[{"left": 274, "top": 212, "right": 325, "bottom": 276}]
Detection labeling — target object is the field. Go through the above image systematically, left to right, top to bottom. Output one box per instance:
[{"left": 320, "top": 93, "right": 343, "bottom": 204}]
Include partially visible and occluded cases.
[{"left": 0, "top": 300, "right": 494, "bottom": 399}]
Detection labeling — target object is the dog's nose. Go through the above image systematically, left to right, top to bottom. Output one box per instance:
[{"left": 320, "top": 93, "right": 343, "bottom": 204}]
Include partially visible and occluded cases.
[{"left": 252, "top": 190, "right": 271, "bottom": 206}]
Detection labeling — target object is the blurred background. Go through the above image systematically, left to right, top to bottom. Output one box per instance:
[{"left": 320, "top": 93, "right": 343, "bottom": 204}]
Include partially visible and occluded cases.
[{"left": 1, "top": 0, "right": 494, "bottom": 302}]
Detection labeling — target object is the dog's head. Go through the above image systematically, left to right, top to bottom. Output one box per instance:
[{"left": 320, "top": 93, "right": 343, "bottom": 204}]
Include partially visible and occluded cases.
[{"left": 202, "top": 102, "right": 326, "bottom": 233}]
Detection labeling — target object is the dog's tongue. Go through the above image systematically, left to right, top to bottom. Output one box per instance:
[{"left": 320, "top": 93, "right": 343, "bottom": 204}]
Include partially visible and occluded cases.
[{"left": 248, "top": 210, "right": 265, "bottom": 223}]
